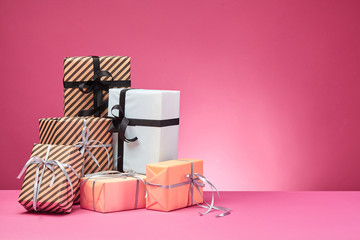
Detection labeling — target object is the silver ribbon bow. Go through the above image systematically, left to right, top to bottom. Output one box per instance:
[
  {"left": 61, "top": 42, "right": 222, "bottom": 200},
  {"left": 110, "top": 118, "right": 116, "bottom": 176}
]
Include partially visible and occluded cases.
[
  {"left": 74, "top": 119, "right": 112, "bottom": 176},
  {"left": 17, "top": 145, "right": 80, "bottom": 211},
  {"left": 146, "top": 160, "right": 231, "bottom": 217},
  {"left": 81, "top": 170, "right": 146, "bottom": 211},
  {"left": 186, "top": 172, "right": 231, "bottom": 217}
]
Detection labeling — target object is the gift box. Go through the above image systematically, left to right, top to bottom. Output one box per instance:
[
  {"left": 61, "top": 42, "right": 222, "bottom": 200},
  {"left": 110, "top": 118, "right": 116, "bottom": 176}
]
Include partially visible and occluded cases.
[
  {"left": 63, "top": 56, "right": 131, "bottom": 117},
  {"left": 108, "top": 89, "right": 180, "bottom": 174},
  {"left": 39, "top": 117, "right": 114, "bottom": 203},
  {"left": 39, "top": 117, "right": 113, "bottom": 173},
  {"left": 18, "top": 144, "right": 83, "bottom": 213},
  {"left": 146, "top": 159, "right": 203, "bottom": 212},
  {"left": 80, "top": 171, "right": 146, "bottom": 213}
]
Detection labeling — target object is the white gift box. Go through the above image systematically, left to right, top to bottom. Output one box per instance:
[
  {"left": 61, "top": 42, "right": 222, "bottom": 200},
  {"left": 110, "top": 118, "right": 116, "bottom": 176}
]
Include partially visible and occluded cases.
[{"left": 108, "top": 88, "right": 180, "bottom": 174}]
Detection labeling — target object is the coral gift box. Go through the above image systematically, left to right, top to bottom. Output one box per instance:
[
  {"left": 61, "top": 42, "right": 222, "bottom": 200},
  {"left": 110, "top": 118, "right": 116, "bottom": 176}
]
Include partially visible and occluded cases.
[
  {"left": 146, "top": 159, "right": 203, "bottom": 212},
  {"left": 80, "top": 172, "right": 146, "bottom": 213}
]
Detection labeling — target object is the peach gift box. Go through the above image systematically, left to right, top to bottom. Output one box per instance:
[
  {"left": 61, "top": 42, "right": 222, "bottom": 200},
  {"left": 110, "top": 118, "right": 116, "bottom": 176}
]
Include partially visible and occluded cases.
[
  {"left": 146, "top": 159, "right": 203, "bottom": 212},
  {"left": 80, "top": 173, "right": 146, "bottom": 213}
]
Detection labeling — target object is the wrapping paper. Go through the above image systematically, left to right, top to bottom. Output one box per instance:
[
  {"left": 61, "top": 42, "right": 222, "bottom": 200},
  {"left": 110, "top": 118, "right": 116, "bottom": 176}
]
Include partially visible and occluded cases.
[
  {"left": 63, "top": 56, "right": 131, "bottom": 117},
  {"left": 108, "top": 89, "right": 180, "bottom": 174},
  {"left": 39, "top": 117, "right": 114, "bottom": 203},
  {"left": 18, "top": 144, "right": 83, "bottom": 213},
  {"left": 146, "top": 159, "right": 203, "bottom": 212},
  {"left": 80, "top": 173, "right": 146, "bottom": 213}
]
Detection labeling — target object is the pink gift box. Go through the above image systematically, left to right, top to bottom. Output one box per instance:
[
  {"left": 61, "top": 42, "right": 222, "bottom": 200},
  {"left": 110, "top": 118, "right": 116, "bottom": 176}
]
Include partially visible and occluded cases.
[{"left": 80, "top": 172, "right": 146, "bottom": 213}]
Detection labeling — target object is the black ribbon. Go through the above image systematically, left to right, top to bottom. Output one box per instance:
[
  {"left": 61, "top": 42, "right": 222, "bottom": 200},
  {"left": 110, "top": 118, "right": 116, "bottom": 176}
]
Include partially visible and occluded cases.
[
  {"left": 63, "top": 56, "right": 131, "bottom": 117},
  {"left": 108, "top": 89, "right": 180, "bottom": 172},
  {"left": 109, "top": 89, "right": 136, "bottom": 172},
  {"left": 109, "top": 98, "right": 138, "bottom": 143},
  {"left": 127, "top": 118, "right": 179, "bottom": 127}
]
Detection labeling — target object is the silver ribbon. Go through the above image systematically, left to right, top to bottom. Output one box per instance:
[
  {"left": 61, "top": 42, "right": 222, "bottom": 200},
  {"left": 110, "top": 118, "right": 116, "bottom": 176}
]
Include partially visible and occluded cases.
[
  {"left": 74, "top": 119, "right": 112, "bottom": 176},
  {"left": 17, "top": 145, "right": 80, "bottom": 211},
  {"left": 146, "top": 160, "right": 231, "bottom": 217},
  {"left": 81, "top": 170, "right": 146, "bottom": 211}
]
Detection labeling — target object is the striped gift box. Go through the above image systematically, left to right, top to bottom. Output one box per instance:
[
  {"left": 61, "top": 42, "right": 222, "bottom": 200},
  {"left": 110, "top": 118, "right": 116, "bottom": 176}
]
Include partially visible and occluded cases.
[
  {"left": 63, "top": 56, "right": 131, "bottom": 117},
  {"left": 39, "top": 117, "right": 114, "bottom": 203},
  {"left": 39, "top": 117, "right": 113, "bottom": 173},
  {"left": 18, "top": 144, "right": 83, "bottom": 213}
]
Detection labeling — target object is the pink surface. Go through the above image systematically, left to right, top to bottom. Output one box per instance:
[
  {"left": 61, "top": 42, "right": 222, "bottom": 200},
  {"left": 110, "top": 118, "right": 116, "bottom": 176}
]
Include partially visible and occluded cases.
[
  {"left": 1, "top": 0, "right": 360, "bottom": 190},
  {"left": 1, "top": 190, "right": 359, "bottom": 239}
]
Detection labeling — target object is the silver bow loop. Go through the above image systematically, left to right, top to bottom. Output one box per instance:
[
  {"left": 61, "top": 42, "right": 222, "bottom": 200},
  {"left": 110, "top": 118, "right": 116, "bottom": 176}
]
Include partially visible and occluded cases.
[
  {"left": 74, "top": 119, "right": 112, "bottom": 176},
  {"left": 79, "top": 121, "right": 89, "bottom": 155},
  {"left": 17, "top": 156, "right": 52, "bottom": 180},
  {"left": 186, "top": 174, "right": 205, "bottom": 188}
]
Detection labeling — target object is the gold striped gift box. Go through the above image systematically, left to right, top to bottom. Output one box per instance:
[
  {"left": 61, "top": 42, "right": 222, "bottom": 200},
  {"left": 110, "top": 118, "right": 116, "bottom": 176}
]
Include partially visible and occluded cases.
[
  {"left": 63, "top": 56, "right": 131, "bottom": 117},
  {"left": 39, "top": 117, "right": 114, "bottom": 203},
  {"left": 18, "top": 144, "right": 83, "bottom": 213}
]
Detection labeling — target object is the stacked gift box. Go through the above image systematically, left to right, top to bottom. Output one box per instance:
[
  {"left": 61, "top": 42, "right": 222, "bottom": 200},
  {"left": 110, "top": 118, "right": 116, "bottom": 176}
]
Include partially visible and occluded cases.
[{"left": 17, "top": 56, "right": 230, "bottom": 217}]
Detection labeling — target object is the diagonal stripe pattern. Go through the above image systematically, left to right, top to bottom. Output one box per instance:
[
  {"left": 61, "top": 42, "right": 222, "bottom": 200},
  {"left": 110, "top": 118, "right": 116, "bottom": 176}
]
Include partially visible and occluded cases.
[
  {"left": 63, "top": 56, "right": 131, "bottom": 117},
  {"left": 39, "top": 117, "right": 114, "bottom": 204},
  {"left": 39, "top": 117, "right": 113, "bottom": 173},
  {"left": 18, "top": 144, "right": 83, "bottom": 213}
]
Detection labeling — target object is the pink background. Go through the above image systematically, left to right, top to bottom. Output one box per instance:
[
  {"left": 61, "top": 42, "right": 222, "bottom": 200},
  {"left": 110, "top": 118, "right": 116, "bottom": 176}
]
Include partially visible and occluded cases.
[{"left": 1, "top": 0, "right": 360, "bottom": 190}]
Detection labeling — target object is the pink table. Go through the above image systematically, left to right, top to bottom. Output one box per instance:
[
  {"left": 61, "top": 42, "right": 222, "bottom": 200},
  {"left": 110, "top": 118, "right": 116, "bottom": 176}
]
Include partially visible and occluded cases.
[{"left": 1, "top": 190, "right": 359, "bottom": 239}]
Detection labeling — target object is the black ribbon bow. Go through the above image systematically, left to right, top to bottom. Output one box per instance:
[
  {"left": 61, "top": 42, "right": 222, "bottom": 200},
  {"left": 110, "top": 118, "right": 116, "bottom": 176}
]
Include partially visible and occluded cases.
[
  {"left": 63, "top": 56, "right": 131, "bottom": 117},
  {"left": 78, "top": 56, "right": 113, "bottom": 117},
  {"left": 108, "top": 104, "right": 138, "bottom": 143}
]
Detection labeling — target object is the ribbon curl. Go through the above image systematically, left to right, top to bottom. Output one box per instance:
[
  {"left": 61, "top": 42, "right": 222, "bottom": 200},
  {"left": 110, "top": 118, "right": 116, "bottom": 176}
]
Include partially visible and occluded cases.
[
  {"left": 108, "top": 104, "right": 138, "bottom": 143},
  {"left": 74, "top": 119, "right": 112, "bottom": 176},
  {"left": 17, "top": 145, "right": 80, "bottom": 211},
  {"left": 81, "top": 170, "right": 146, "bottom": 210},
  {"left": 186, "top": 172, "right": 231, "bottom": 217}
]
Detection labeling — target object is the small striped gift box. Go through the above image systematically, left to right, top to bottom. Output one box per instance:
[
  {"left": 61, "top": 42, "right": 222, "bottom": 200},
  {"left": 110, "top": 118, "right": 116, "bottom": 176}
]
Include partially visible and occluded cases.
[
  {"left": 63, "top": 56, "right": 131, "bottom": 117},
  {"left": 38, "top": 117, "right": 114, "bottom": 203},
  {"left": 18, "top": 144, "right": 83, "bottom": 213}
]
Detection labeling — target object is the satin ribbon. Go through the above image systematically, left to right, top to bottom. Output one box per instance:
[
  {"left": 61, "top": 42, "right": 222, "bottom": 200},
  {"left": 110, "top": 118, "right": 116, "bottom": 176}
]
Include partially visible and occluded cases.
[
  {"left": 78, "top": 56, "right": 114, "bottom": 117},
  {"left": 78, "top": 73, "right": 113, "bottom": 93},
  {"left": 108, "top": 104, "right": 138, "bottom": 143},
  {"left": 74, "top": 119, "right": 112, "bottom": 176},
  {"left": 17, "top": 145, "right": 80, "bottom": 211},
  {"left": 146, "top": 160, "right": 231, "bottom": 217},
  {"left": 81, "top": 170, "right": 146, "bottom": 210}
]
